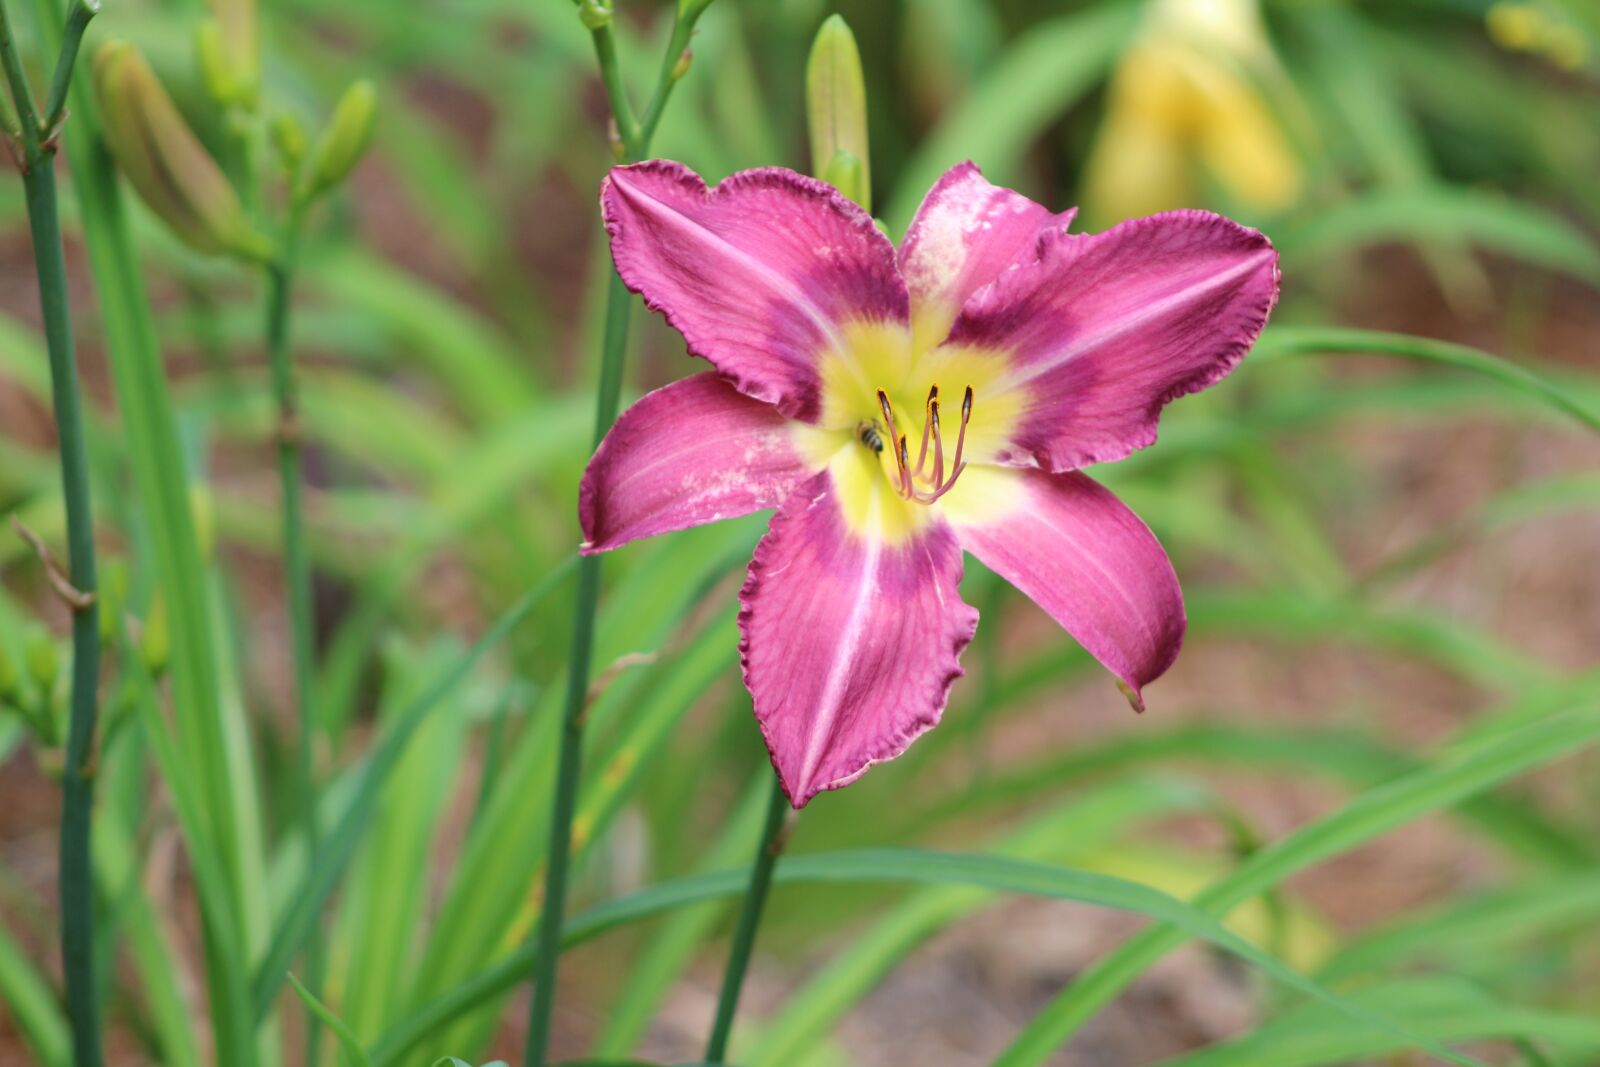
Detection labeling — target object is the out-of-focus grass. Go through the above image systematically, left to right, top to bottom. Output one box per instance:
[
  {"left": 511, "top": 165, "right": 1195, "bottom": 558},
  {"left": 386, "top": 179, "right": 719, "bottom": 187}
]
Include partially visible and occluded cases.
[{"left": 0, "top": 1, "right": 1597, "bottom": 1066}]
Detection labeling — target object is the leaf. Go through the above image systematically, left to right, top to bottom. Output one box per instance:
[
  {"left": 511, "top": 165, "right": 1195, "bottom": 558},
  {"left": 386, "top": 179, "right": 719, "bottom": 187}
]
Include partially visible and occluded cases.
[
  {"left": 1276, "top": 186, "right": 1600, "bottom": 286},
  {"left": 1252, "top": 326, "right": 1600, "bottom": 434},
  {"left": 989, "top": 697, "right": 1600, "bottom": 1066},
  {"left": 372, "top": 847, "right": 1493, "bottom": 1067},
  {"left": 288, "top": 972, "right": 371, "bottom": 1067}
]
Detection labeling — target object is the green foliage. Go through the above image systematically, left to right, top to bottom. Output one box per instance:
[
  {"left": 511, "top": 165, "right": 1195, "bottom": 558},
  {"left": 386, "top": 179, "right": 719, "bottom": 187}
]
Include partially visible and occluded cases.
[{"left": 0, "top": 1, "right": 1597, "bottom": 1067}]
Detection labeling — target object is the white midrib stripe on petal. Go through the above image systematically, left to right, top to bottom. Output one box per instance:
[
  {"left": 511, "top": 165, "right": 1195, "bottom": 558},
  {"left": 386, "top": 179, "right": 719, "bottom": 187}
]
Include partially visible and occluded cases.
[
  {"left": 626, "top": 184, "right": 850, "bottom": 357},
  {"left": 998, "top": 253, "right": 1264, "bottom": 392},
  {"left": 797, "top": 486, "right": 884, "bottom": 792}
]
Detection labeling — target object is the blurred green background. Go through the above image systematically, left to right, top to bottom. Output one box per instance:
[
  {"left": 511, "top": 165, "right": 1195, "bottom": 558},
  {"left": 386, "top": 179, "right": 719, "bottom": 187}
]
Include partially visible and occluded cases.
[{"left": 1, "top": 0, "right": 1599, "bottom": 1065}]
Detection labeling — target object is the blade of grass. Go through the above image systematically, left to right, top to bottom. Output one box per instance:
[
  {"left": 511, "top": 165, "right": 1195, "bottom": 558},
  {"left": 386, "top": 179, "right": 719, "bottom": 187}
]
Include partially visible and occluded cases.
[{"left": 990, "top": 699, "right": 1600, "bottom": 1066}]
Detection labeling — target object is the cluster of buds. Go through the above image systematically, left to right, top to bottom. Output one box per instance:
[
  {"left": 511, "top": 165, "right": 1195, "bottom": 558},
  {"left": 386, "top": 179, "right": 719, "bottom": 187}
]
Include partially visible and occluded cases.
[{"left": 91, "top": 0, "right": 377, "bottom": 261}]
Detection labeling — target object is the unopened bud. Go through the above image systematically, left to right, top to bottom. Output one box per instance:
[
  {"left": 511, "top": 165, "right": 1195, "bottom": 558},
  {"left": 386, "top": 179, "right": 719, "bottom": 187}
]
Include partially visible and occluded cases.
[
  {"left": 205, "top": 0, "right": 258, "bottom": 107},
  {"left": 578, "top": 0, "right": 613, "bottom": 30},
  {"left": 805, "top": 15, "right": 871, "bottom": 212},
  {"left": 195, "top": 20, "right": 237, "bottom": 108},
  {"left": 92, "top": 41, "right": 272, "bottom": 261},
  {"left": 297, "top": 80, "right": 377, "bottom": 204},
  {"left": 271, "top": 113, "right": 307, "bottom": 169},
  {"left": 821, "top": 150, "right": 868, "bottom": 214}
]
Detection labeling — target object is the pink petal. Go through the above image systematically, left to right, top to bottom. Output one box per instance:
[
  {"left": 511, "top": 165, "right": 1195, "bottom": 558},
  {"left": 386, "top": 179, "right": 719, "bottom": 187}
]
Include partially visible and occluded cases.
[
  {"left": 603, "top": 161, "right": 909, "bottom": 423},
  {"left": 899, "top": 162, "right": 1076, "bottom": 344},
  {"left": 948, "top": 210, "right": 1278, "bottom": 472},
  {"left": 580, "top": 374, "right": 815, "bottom": 554},
  {"left": 945, "top": 467, "right": 1184, "bottom": 708},
  {"left": 740, "top": 473, "right": 978, "bottom": 807}
]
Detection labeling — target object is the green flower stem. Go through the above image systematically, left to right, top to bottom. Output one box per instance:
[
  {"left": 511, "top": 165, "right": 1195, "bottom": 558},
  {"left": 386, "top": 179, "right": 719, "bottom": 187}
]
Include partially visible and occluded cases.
[
  {"left": 42, "top": 0, "right": 92, "bottom": 134},
  {"left": 0, "top": 2, "right": 102, "bottom": 1066},
  {"left": 521, "top": 6, "right": 711, "bottom": 1066},
  {"left": 264, "top": 207, "right": 323, "bottom": 1067},
  {"left": 704, "top": 774, "right": 792, "bottom": 1063}
]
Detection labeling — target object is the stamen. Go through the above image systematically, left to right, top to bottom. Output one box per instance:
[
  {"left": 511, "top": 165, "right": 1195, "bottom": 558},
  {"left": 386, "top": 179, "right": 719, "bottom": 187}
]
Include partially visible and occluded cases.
[
  {"left": 872, "top": 384, "right": 976, "bottom": 504},
  {"left": 914, "top": 384, "right": 938, "bottom": 475},
  {"left": 877, "top": 389, "right": 912, "bottom": 496}
]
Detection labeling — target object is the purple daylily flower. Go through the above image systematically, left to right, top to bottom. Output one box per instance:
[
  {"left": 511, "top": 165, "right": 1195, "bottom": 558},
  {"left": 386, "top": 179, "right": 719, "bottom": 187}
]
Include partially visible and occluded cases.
[{"left": 580, "top": 160, "right": 1279, "bottom": 807}]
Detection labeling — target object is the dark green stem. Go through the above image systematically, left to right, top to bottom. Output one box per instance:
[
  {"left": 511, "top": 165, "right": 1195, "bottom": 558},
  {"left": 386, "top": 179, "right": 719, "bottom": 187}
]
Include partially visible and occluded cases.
[
  {"left": 42, "top": 0, "right": 92, "bottom": 134},
  {"left": 2, "top": 2, "right": 102, "bottom": 1065},
  {"left": 522, "top": 7, "right": 712, "bottom": 1062},
  {"left": 264, "top": 213, "right": 323, "bottom": 1065},
  {"left": 704, "top": 775, "right": 791, "bottom": 1063}
]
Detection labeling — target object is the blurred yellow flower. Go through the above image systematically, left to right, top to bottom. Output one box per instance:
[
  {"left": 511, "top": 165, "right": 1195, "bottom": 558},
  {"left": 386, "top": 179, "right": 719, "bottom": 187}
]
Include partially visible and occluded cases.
[
  {"left": 1084, "top": 0, "right": 1304, "bottom": 224},
  {"left": 1486, "top": 2, "right": 1588, "bottom": 72}
]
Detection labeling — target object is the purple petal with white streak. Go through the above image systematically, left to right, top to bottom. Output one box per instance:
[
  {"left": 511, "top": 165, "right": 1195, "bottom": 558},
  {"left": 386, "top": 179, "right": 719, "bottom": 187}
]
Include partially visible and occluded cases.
[
  {"left": 603, "top": 161, "right": 909, "bottom": 422},
  {"left": 947, "top": 209, "right": 1279, "bottom": 472},
  {"left": 580, "top": 373, "right": 815, "bottom": 554},
  {"left": 947, "top": 467, "right": 1184, "bottom": 707},
  {"left": 740, "top": 472, "right": 978, "bottom": 807}
]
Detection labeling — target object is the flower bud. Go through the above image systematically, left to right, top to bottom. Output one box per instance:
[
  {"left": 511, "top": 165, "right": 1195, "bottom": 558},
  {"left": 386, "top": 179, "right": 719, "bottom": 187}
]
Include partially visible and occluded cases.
[
  {"left": 205, "top": 0, "right": 258, "bottom": 107},
  {"left": 578, "top": 0, "right": 613, "bottom": 31},
  {"left": 806, "top": 15, "right": 871, "bottom": 212},
  {"left": 195, "top": 20, "right": 238, "bottom": 108},
  {"left": 92, "top": 41, "right": 272, "bottom": 261},
  {"left": 297, "top": 80, "right": 377, "bottom": 205},
  {"left": 271, "top": 112, "right": 307, "bottom": 169},
  {"left": 820, "top": 149, "right": 868, "bottom": 212},
  {"left": 25, "top": 628, "right": 59, "bottom": 693}
]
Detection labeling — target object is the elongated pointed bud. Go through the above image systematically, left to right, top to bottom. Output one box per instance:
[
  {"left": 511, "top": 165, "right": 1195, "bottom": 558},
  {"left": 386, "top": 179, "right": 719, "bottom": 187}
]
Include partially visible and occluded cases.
[
  {"left": 205, "top": 0, "right": 258, "bottom": 107},
  {"left": 806, "top": 14, "right": 871, "bottom": 212},
  {"left": 195, "top": 20, "right": 237, "bottom": 108},
  {"left": 92, "top": 41, "right": 272, "bottom": 260},
  {"left": 297, "top": 80, "right": 377, "bottom": 204},
  {"left": 271, "top": 113, "right": 307, "bottom": 170},
  {"left": 821, "top": 149, "right": 868, "bottom": 211}
]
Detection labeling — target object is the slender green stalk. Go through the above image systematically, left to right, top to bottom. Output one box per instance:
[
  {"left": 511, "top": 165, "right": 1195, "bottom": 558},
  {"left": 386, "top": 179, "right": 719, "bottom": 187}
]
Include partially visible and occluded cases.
[
  {"left": 42, "top": 0, "right": 92, "bottom": 134},
  {"left": 1, "top": 2, "right": 102, "bottom": 1065},
  {"left": 521, "top": 6, "right": 710, "bottom": 1065},
  {"left": 264, "top": 207, "right": 324, "bottom": 1067},
  {"left": 704, "top": 775, "right": 792, "bottom": 1063}
]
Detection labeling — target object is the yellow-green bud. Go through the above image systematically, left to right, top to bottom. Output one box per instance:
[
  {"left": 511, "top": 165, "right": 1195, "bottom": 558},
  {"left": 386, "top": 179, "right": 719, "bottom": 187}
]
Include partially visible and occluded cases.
[
  {"left": 205, "top": 0, "right": 258, "bottom": 107},
  {"left": 578, "top": 0, "right": 613, "bottom": 30},
  {"left": 806, "top": 15, "right": 871, "bottom": 213},
  {"left": 195, "top": 20, "right": 238, "bottom": 108},
  {"left": 92, "top": 41, "right": 272, "bottom": 261},
  {"left": 297, "top": 80, "right": 377, "bottom": 205},
  {"left": 271, "top": 112, "right": 308, "bottom": 169},
  {"left": 820, "top": 150, "right": 868, "bottom": 216},
  {"left": 140, "top": 596, "right": 170, "bottom": 676},
  {"left": 24, "top": 628, "right": 58, "bottom": 693}
]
